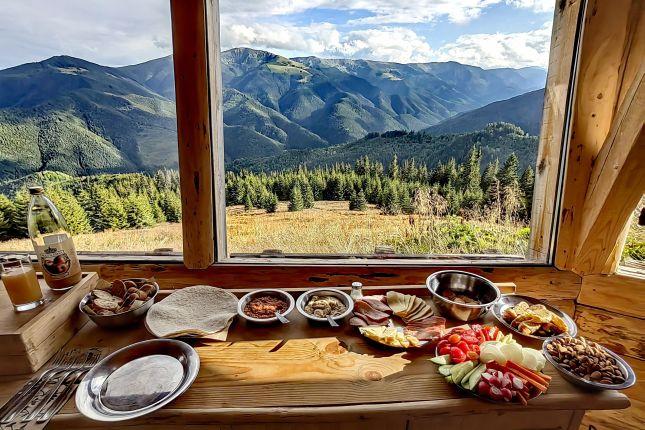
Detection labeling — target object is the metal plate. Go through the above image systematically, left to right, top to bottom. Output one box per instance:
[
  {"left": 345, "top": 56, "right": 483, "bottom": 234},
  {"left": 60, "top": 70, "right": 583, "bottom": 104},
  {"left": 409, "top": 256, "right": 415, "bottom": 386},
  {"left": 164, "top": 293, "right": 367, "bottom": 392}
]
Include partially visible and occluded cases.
[
  {"left": 491, "top": 294, "right": 577, "bottom": 340},
  {"left": 542, "top": 337, "right": 636, "bottom": 391},
  {"left": 76, "top": 339, "right": 199, "bottom": 422}
]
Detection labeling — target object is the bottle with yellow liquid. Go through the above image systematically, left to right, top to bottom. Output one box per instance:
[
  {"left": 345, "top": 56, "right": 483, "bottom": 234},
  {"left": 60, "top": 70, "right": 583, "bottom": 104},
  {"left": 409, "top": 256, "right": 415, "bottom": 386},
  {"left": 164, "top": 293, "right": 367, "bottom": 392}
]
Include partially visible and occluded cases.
[{"left": 27, "top": 187, "right": 82, "bottom": 291}]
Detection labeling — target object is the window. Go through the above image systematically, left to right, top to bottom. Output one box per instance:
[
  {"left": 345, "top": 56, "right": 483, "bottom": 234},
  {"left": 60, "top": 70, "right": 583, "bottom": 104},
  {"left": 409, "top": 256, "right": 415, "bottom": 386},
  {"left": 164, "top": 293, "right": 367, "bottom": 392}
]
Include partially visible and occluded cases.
[
  {"left": 217, "top": 0, "right": 562, "bottom": 261},
  {"left": 0, "top": 1, "right": 182, "bottom": 255},
  {"left": 620, "top": 196, "right": 645, "bottom": 272}
]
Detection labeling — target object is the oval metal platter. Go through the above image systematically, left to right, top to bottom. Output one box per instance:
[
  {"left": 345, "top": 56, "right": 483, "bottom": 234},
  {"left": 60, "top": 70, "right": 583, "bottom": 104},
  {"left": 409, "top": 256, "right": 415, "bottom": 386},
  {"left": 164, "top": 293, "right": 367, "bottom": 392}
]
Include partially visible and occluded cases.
[
  {"left": 491, "top": 294, "right": 577, "bottom": 340},
  {"left": 76, "top": 339, "right": 199, "bottom": 422}
]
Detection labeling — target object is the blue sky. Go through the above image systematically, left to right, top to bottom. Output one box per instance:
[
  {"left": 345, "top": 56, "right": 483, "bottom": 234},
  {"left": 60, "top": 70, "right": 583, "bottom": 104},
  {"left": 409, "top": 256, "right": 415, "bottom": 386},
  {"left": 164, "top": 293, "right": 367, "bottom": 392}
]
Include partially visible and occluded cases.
[{"left": 0, "top": 0, "right": 555, "bottom": 70}]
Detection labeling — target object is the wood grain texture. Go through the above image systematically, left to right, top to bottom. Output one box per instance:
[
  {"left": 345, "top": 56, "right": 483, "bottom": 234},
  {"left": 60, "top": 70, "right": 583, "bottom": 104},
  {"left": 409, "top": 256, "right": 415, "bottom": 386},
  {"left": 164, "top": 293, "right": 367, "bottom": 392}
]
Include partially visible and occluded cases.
[
  {"left": 170, "top": 0, "right": 215, "bottom": 269},
  {"left": 528, "top": 0, "right": 583, "bottom": 260},
  {"left": 556, "top": 0, "right": 644, "bottom": 271},
  {"left": 573, "top": 71, "right": 645, "bottom": 274},
  {"left": 81, "top": 264, "right": 581, "bottom": 301},
  {"left": 0, "top": 272, "right": 96, "bottom": 375},
  {"left": 578, "top": 273, "right": 645, "bottom": 318},
  {"left": 574, "top": 305, "right": 644, "bottom": 360},
  {"left": 410, "top": 409, "right": 583, "bottom": 430}
]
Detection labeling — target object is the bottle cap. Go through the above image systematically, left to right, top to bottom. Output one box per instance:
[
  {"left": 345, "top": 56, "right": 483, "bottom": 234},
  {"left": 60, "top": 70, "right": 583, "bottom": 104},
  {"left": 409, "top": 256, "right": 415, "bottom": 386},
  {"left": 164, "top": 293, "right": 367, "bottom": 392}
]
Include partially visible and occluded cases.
[
  {"left": 28, "top": 186, "right": 44, "bottom": 195},
  {"left": 351, "top": 282, "right": 363, "bottom": 287}
]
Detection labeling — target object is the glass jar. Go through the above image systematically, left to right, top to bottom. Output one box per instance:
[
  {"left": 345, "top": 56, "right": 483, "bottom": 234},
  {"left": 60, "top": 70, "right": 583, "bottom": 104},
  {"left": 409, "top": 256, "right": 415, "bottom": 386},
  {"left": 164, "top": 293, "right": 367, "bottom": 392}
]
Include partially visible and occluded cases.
[{"left": 0, "top": 255, "right": 45, "bottom": 312}]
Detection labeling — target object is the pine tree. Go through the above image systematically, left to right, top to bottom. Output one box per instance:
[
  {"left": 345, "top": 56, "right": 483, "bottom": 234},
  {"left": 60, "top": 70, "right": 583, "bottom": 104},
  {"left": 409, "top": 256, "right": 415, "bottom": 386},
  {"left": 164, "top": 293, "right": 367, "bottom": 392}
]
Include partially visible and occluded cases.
[
  {"left": 461, "top": 146, "right": 483, "bottom": 211},
  {"left": 499, "top": 153, "right": 521, "bottom": 221},
  {"left": 388, "top": 154, "right": 399, "bottom": 179},
  {"left": 481, "top": 159, "right": 500, "bottom": 199},
  {"left": 520, "top": 166, "right": 535, "bottom": 218},
  {"left": 302, "top": 181, "right": 315, "bottom": 209},
  {"left": 381, "top": 183, "right": 400, "bottom": 215},
  {"left": 288, "top": 185, "right": 304, "bottom": 212},
  {"left": 400, "top": 187, "right": 414, "bottom": 214},
  {"left": 47, "top": 188, "right": 92, "bottom": 234},
  {"left": 95, "top": 188, "right": 128, "bottom": 230},
  {"left": 159, "top": 190, "right": 182, "bottom": 223},
  {"left": 348, "top": 190, "right": 358, "bottom": 210},
  {"left": 355, "top": 190, "right": 367, "bottom": 211},
  {"left": 10, "top": 191, "right": 30, "bottom": 238},
  {"left": 243, "top": 192, "right": 254, "bottom": 211},
  {"left": 263, "top": 193, "right": 279, "bottom": 213},
  {"left": 0, "top": 194, "right": 15, "bottom": 240},
  {"left": 123, "top": 194, "right": 155, "bottom": 228}
]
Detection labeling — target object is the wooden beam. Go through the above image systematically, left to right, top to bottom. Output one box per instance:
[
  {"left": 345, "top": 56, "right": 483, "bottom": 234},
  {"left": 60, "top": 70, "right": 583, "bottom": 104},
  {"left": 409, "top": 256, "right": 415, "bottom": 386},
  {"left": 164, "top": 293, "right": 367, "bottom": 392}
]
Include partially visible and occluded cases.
[
  {"left": 170, "top": 0, "right": 216, "bottom": 268},
  {"left": 528, "top": 0, "right": 583, "bottom": 261},
  {"left": 555, "top": 0, "right": 644, "bottom": 272},
  {"left": 573, "top": 72, "right": 645, "bottom": 274},
  {"left": 578, "top": 273, "right": 645, "bottom": 319}
]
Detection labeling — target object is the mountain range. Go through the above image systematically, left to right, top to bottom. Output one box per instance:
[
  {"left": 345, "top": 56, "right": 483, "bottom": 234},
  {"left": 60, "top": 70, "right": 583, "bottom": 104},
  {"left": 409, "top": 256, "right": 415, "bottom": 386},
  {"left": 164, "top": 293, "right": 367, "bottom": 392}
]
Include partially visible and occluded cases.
[{"left": 0, "top": 48, "right": 546, "bottom": 181}]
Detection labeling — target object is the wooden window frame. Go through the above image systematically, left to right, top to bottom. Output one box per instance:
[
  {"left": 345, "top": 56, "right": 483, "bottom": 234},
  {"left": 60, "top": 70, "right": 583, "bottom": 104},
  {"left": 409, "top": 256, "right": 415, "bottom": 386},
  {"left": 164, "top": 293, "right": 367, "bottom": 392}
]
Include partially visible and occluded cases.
[{"left": 170, "top": 0, "right": 591, "bottom": 269}]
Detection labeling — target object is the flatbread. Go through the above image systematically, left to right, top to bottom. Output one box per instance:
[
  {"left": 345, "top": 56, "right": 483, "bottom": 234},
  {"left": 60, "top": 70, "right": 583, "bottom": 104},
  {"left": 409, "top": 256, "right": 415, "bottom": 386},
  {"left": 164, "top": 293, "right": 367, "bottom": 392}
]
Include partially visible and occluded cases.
[{"left": 146, "top": 285, "right": 238, "bottom": 338}]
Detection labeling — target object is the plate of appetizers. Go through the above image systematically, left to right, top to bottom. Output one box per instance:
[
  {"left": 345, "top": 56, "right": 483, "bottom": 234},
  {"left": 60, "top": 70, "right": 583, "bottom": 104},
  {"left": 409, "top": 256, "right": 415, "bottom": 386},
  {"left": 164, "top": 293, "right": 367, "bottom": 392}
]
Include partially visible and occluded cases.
[{"left": 491, "top": 294, "right": 577, "bottom": 340}]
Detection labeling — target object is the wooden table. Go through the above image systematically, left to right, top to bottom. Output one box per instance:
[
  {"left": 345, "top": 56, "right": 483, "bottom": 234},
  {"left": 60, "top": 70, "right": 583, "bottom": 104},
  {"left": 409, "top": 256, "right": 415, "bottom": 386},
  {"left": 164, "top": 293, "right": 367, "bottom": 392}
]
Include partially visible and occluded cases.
[{"left": 0, "top": 287, "right": 630, "bottom": 430}]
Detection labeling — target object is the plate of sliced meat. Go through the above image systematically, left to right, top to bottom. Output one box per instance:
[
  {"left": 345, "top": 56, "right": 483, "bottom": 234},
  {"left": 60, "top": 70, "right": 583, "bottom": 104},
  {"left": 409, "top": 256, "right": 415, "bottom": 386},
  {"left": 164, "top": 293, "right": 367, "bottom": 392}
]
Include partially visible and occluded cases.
[{"left": 350, "top": 293, "right": 446, "bottom": 348}]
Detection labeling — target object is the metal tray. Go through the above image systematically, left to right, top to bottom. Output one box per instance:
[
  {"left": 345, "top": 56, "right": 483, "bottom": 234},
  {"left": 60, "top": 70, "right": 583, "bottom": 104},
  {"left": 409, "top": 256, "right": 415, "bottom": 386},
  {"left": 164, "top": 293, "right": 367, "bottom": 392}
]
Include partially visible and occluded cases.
[
  {"left": 491, "top": 294, "right": 577, "bottom": 340},
  {"left": 542, "top": 337, "right": 636, "bottom": 391},
  {"left": 75, "top": 339, "right": 199, "bottom": 421}
]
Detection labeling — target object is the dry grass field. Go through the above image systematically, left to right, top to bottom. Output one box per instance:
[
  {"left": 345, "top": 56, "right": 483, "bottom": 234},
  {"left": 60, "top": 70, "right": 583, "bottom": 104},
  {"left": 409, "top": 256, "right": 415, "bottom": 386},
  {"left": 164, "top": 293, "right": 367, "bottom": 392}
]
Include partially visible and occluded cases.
[{"left": 0, "top": 201, "right": 529, "bottom": 256}]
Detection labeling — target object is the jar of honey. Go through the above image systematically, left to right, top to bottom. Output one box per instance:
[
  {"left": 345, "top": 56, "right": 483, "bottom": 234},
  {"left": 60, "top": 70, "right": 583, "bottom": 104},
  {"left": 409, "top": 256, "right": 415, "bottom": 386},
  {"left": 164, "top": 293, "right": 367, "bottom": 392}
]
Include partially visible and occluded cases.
[{"left": 0, "top": 255, "right": 45, "bottom": 312}]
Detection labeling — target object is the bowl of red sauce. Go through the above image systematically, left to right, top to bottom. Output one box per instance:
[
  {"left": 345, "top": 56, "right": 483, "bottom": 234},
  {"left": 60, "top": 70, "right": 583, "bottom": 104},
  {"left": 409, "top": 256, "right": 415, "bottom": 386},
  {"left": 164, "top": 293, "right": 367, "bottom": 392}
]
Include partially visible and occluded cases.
[{"left": 237, "top": 289, "right": 295, "bottom": 324}]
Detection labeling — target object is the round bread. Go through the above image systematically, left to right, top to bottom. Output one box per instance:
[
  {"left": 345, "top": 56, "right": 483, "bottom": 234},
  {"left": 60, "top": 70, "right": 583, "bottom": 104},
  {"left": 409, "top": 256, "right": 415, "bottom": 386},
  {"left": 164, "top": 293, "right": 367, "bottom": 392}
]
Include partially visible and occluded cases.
[{"left": 145, "top": 285, "right": 238, "bottom": 338}]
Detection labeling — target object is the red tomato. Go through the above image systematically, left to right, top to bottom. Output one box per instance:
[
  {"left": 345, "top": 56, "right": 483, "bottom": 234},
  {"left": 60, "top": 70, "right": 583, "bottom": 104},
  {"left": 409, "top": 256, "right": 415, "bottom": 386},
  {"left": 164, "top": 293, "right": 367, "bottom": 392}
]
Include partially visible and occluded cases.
[
  {"left": 448, "top": 334, "right": 461, "bottom": 344},
  {"left": 461, "top": 335, "right": 479, "bottom": 345},
  {"left": 437, "top": 340, "right": 450, "bottom": 350},
  {"left": 456, "top": 341, "right": 470, "bottom": 354},
  {"left": 472, "top": 344, "right": 481, "bottom": 353},
  {"left": 439, "top": 346, "right": 451, "bottom": 355},
  {"left": 450, "top": 347, "right": 466, "bottom": 363},
  {"left": 467, "top": 351, "right": 479, "bottom": 361}
]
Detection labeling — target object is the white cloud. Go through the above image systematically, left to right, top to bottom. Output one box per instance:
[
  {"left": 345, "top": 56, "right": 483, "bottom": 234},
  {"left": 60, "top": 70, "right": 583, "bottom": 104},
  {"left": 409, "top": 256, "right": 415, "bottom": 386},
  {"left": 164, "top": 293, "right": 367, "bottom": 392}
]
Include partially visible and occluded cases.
[
  {"left": 0, "top": 0, "right": 172, "bottom": 69},
  {"left": 505, "top": 0, "right": 555, "bottom": 14},
  {"left": 221, "top": 22, "right": 435, "bottom": 64},
  {"left": 434, "top": 22, "right": 553, "bottom": 68}
]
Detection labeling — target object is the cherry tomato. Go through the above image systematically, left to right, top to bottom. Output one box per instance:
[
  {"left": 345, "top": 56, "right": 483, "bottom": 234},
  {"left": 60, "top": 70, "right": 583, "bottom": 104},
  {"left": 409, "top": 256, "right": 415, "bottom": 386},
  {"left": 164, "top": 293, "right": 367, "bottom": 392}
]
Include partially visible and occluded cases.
[
  {"left": 448, "top": 334, "right": 461, "bottom": 344},
  {"left": 461, "top": 335, "right": 479, "bottom": 345},
  {"left": 437, "top": 340, "right": 450, "bottom": 350},
  {"left": 456, "top": 340, "right": 470, "bottom": 354},
  {"left": 472, "top": 344, "right": 481, "bottom": 353},
  {"left": 439, "top": 346, "right": 451, "bottom": 355},
  {"left": 450, "top": 347, "right": 466, "bottom": 363},
  {"left": 467, "top": 351, "right": 479, "bottom": 361}
]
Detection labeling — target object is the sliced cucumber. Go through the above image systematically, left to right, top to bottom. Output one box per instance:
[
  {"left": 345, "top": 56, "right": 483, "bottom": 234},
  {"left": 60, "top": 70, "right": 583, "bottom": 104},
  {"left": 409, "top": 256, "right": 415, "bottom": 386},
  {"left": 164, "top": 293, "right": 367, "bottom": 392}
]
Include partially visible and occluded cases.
[
  {"left": 430, "top": 354, "right": 451, "bottom": 365},
  {"left": 451, "top": 361, "right": 474, "bottom": 385},
  {"left": 460, "top": 363, "right": 482, "bottom": 388},
  {"left": 467, "top": 364, "right": 487, "bottom": 391},
  {"left": 438, "top": 365, "right": 453, "bottom": 376}
]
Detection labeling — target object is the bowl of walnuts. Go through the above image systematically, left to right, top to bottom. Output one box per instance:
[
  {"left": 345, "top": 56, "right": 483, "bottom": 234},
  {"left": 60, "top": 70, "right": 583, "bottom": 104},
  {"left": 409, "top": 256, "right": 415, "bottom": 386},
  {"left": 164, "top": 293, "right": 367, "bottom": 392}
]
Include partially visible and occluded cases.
[{"left": 79, "top": 278, "right": 159, "bottom": 329}]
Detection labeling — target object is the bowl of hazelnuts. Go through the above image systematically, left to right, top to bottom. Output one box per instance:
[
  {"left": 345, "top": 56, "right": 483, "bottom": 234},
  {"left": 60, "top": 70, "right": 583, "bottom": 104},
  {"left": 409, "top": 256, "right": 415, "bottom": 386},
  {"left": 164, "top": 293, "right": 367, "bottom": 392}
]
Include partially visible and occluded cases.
[{"left": 79, "top": 278, "right": 159, "bottom": 329}]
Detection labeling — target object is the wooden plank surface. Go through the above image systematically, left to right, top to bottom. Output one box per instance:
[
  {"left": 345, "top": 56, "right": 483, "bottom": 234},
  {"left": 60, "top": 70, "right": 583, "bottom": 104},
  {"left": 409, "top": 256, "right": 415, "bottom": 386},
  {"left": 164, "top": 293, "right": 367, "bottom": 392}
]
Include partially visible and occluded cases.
[
  {"left": 84, "top": 264, "right": 582, "bottom": 302},
  {"left": 0, "top": 272, "right": 97, "bottom": 375},
  {"left": 578, "top": 273, "right": 645, "bottom": 318},
  {"left": 0, "top": 284, "right": 627, "bottom": 429},
  {"left": 574, "top": 304, "right": 644, "bottom": 360}
]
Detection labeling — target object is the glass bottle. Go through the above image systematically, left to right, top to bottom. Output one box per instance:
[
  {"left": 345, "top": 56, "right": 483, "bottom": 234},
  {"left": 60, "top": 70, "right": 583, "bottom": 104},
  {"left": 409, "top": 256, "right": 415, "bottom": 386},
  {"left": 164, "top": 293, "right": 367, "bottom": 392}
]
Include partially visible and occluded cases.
[
  {"left": 27, "top": 186, "right": 82, "bottom": 291},
  {"left": 350, "top": 281, "right": 363, "bottom": 301}
]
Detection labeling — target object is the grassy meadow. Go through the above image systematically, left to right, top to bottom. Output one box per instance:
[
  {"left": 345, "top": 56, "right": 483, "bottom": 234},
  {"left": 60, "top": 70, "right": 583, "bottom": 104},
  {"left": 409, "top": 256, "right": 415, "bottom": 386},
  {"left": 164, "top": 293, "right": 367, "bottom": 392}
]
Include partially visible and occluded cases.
[{"left": 0, "top": 201, "right": 529, "bottom": 256}]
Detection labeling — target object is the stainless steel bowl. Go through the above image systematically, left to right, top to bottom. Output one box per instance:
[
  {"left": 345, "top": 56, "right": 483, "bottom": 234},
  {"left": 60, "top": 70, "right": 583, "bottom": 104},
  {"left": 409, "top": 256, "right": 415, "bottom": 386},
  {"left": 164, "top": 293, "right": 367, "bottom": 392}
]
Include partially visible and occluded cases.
[
  {"left": 426, "top": 270, "right": 500, "bottom": 322},
  {"left": 79, "top": 279, "right": 159, "bottom": 329},
  {"left": 296, "top": 288, "right": 354, "bottom": 325},
  {"left": 237, "top": 289, "right": 295, "bottom": 324},
  {"left": 542, "top": 337, "right": 636, "bottom": 391}
]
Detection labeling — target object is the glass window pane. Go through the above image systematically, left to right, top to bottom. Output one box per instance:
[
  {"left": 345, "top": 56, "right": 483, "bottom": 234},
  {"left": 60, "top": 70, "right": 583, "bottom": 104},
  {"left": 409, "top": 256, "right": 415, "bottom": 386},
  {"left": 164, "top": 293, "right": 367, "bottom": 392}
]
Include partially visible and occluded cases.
[
  {"left": 220, "top": 0, "right": 555, "bottom": 258},
  {"left": 0, "top": 1, "right": 182, "bottom": 254}
]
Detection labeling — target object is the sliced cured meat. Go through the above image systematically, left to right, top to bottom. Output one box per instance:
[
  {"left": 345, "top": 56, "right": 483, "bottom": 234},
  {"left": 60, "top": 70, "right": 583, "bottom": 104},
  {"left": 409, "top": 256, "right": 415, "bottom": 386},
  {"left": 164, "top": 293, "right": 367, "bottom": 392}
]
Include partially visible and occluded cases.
[
  {"left": 361, "top": 297, "right": 392, "bottom": 314},
  {"left": 354, "top": 300, "right": 390, "bottom": 322},
  {"left": 354, "top": 311, "right": 389, "bottom": 326},
  {"left": 349, "top": 316, "right": 368, "bottom": 327},
  {"left": 406, "top": 316, "right": 446, "bottom": 341},
  {"left": 406, "top": 316, "right": 446, "bottom": 329}
]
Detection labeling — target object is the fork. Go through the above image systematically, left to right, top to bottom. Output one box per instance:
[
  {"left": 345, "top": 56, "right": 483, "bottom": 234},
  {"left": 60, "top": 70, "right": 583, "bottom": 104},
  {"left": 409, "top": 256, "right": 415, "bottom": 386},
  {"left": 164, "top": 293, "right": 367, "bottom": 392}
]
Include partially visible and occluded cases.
[
  {"left": 0, "top": 349, "right": 79, "bottom": 423},
  {"left": 20, "top": 350, "right": 101, "bottom": 423},
  {"left": 35, "top": 351, "right": 102, "bottom": 423}
]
